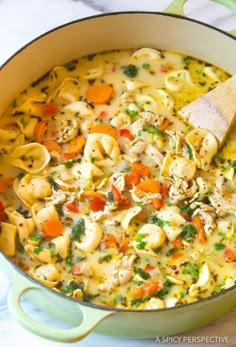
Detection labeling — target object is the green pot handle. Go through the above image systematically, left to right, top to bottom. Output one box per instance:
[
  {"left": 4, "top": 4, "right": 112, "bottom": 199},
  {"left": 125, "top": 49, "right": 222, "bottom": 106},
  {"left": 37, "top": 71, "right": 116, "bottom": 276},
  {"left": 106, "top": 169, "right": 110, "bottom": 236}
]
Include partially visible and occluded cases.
[
  {"left": 163, "top": 0, "right": 236, "bottom": 37},
  {"left": 8, "top": 272, "right": 114, "bottom": 343}
]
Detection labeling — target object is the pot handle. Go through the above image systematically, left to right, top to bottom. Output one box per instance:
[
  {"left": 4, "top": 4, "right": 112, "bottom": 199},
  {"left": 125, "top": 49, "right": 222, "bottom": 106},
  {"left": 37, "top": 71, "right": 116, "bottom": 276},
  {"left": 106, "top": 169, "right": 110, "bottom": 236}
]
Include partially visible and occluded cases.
[
  {"left": 163, "top": 0, "right": 236, "bottom": 37},
  {"left": 8, "top": 271, "right": 115, "bottom": 343}
]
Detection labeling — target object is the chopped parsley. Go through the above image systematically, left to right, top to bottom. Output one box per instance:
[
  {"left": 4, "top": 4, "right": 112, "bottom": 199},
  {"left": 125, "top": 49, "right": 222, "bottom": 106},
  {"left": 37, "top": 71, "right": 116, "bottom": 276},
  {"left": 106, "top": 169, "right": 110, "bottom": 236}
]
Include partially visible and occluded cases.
[
  {"left": 63, "top": 62, "right": 76, "bottom": 71},
  {"left": 143, "top": 63, "right": 151, "bottom": 70},
  {"left": 122, "top": 64, "right": 139, "bottom": 78},
  {"left": 125, "top": 109, "right": 138, "bottom": 118},
  {"left": 63, "top": 160, "right": 74, "bottom": 168},
  {"left": 46, "top": 175, "right": 60, "bottom": 191},
  {"left": 179, "top": 204, "right": 196, "bottom": 216},
  {"left": 148, "top": 215, "right": 170, "bottom": 227},
  {"left": 70, "top": 218, "right": 85, "bottom": 241},
  {"left": 180, "top": 224, "right": 197, "bottom": 241},
  {"left": 135, "top": 233, "right": 146, "bottom": 249},
  {"left": 29, "top": 234, "right": 42, "bottom": 242},
  {"left": 214, "top": 243, "right": 225, "bottom": 251},
  {"left": 33, "top": 246, "right": 43, "bottom": 255},
  {"left": 166, "top": 248, "right": 178, "bottom": 257},
  {"left": 98, "top": 254, "right": 112, "bottom": 263},
  {"left": 182, "top": 262, "right": 200, "bottom": 279},
  {"left": 134, "top": 267, "right": 151, "bottom": 280},
  {"left": 60, "top": 280, "right": 81, "bottom": 294}
]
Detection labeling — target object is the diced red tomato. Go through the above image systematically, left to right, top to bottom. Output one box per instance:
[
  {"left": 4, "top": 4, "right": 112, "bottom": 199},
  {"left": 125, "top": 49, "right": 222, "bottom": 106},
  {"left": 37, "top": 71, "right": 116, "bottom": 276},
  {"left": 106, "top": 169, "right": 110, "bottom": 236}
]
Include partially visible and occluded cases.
[
  {"left": 98, "top": 110, "right": 109, "bottom": 120},
  {"left": 118, "top": 128, "right": 134, "bottom": 140},
  {"left": 111, "top": 184, "right": 123, "bottom": 202},
  {"left": 90, "top": 197, "right": 106, "bottom": 212},
  {"left": 66, "top": 201, "right": 79, "bottom": 213},
  {"left": 223, "top": 248, "right": 236, "bottom": 262},
  {"left": 71, "top": 265, "right": 81, "bottom": 276}
]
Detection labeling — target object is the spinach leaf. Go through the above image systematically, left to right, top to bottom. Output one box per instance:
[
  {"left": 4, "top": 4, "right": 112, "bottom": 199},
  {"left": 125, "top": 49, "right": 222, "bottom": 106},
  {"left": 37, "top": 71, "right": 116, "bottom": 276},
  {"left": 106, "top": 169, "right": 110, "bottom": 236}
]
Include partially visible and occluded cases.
[
  {"left": 122, "top": 64, "right": 139, "bottom": 78},
  {"left": 70, "top": 219, "right": 85, "bottom": 241},
  {"left": 180, "top": 224, "right": 197, "bottom": 241}
]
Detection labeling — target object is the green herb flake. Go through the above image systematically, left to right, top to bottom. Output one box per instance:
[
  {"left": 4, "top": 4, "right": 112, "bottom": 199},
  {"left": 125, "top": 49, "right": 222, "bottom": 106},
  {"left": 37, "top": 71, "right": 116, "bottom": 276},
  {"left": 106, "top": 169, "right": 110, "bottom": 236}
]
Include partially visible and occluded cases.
[
  {"left": 63, "top": 62, "right": 76, "bottom": 71},
  {"left": 143, "top": 63, "right": 151, "bottom": 70},
  {"left": 122, "top": 64, "right": 139, "bottom": 78},
  {"left": 12, "top": 100, "right": 17, "bottom": 108},
  {"left": 125, "top": 109, "right": 138, "bottom": 118},
  {"left": 147, "top": 126, "right": 163, "bottom": 137},
  {"left": 186, "top": 143, "right": 193, "bottom": 159},
  {"left": 90, "top": 157, "right": 97, "bottom": 163},
  {"left": 63, "top": 161, "right": 74, "bottom": 169},
  {"left": 121, "top": 167, "right": 131, "bottom": 173},
  {"left": 46, "top": 175, "right": 60, "bottom": 191},
  {"left": 179, "top": 204, "right": 196, "bottom": 217},
  {"left": 148, "top": 215, "right": 170, "bottom": 227},
  {"left": 70, "top": 218, "right": 85, "bottom": 241},
  {"left": 180, "top": 224, "right": 197, "bottom": 241},
  {"left": 135, "top": 233, "right": 146, "bottom": 249},
  {"left": 29, "top": 234, "right": 42, "bottom": 242},
  {"left": 48, "top": 242, "right": 58, "bottom": 255},
  {"left": 214, "top": 243, "right": 225, "bottom": 251},
  {"left": 33, "top": 246, "right": 43, "bottom": 255},
  {"left": 166, "top": 248, "right": 178, "bottom": 257},
  {"left": 98, "top": 254, "right": 112, "bottom": 264},
  {"left": 182, "top": 262, "right": 200, "bottom": 279},
  {"left": 134, "top": 267, "right": 151, "bottom": 280},
  {"left": 155, "top": 279, "right": 172, "bottom": 299},
  {"left": 60, "top": 280, "right": 81, "bottom": 294}
]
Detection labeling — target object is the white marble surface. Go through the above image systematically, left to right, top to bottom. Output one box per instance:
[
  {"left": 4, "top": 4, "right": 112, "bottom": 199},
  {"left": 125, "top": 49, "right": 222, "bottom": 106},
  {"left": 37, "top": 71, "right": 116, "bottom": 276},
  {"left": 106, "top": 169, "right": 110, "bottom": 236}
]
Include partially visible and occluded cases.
[{"left": 0, "top": 0, "right": 236, "bottom": 346}]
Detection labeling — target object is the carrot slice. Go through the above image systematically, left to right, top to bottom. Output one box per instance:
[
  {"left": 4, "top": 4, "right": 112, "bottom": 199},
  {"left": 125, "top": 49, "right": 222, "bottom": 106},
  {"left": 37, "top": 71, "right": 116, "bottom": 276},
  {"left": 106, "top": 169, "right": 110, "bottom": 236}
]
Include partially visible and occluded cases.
[
  {"left": 85, "top": 84, "right": 114, "bottom": 105},
  {"left": 42, "top": 103, "right": 59, "bottom": 117},
  {"left": 159, "top": 118, "right": 170, "bottom": 131},
  {"left": 35, "top": 121, "right": 48, "bottom": 142},
  {"left": 90, "top": 123, "right": 118, "bottom": 139},
  {"left": 66, "top": 136, "right": 86, "bottom": 154},
  {"left": 43, "top": 140, "right": 62, "bottom": 154},
  {"left": 131, "top": 162, "right": 149, "bottom": 177},
  {"left": 125, "top": 172, "right": 141, "bottom": 189},
  {"left": 137, "top": 180, "right": 161, "bottom": 193},
  {"left": 161, "top": 184, "right": 169, "bottom": 197},
  {"left": 82, "top": 191, "right": 107, "bottom": 201},
  {"left": 152, "top": 197, "right": 163, "bottom": 209},
  {"left": 65, "top": 201, "right": 79, "bottom": 213},
  {"left": 192, "top": 215, "right": 207, "bottom": 245},
  {"left": 42, "top": 218, "right": 64, "bottom": 238},
  {"left": 100, "top": 234, "right": 118, "bottom": 250},
  {"left": 119, "top": 238, "right": 129, "bottom": 253},
  {"left": 171, "top": 238, "right": 183, "bottom": 249},
  {"left": 223, "top": 248, "right": 236, "bottom": 262},
  {"left": 142, "top": 279, "right": 159, "bottom": 296},
  {"left": 130, "top": 286, "right": 144, "bottom": 299}
]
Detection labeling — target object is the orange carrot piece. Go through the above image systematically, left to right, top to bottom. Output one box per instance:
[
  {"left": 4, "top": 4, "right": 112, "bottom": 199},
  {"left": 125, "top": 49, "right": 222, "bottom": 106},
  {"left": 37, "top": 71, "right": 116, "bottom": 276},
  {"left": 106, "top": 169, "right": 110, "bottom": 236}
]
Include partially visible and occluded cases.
[
  {"left": 85, "top": 84, "right": 114, "bottom": 105},
  {"left": 42, "top": 103, "right": 59, "bottom": 117},
  {"left": 159, "top": 118, "right": 170, "bottom": 131},
  {"left": 35, "top": 121, "right": 48, "bottom": 142},
  {"left": 90, "top": 123, "right": 118, "bottom": 139},
  {"left": 118, "top": 128, "right": 134, "bottom": 140},
  {"left": 66, "top": 136, "right": 86, "bottom": 154},
  {"left": 43, "top": 140, "right": 62, "bottom": 154},
  {"left": 62, "top": 152, "right": 77, "bottom": 160},
  {"left": 131, "top": 162, "right": 150, "bottom": 177},
  {"left": 125, "top": 172, "right": 141, "bottom": 189},
  {"left": 0, "top": 177, "right": 13, "bottom": 193},
  {"left": 137, "top": 180, "right": 161, "bottom": 193},
  {"left": 161, "top": 184, "right": 169, "bottom": 197},
  {"left": 82, "top": 191, "right": 107, "bottom": 201},
  {"left": 152, "top": 197, "right": 163, "bottom": 209},
  {"left": 65, "top": 201, "right": 79, "bottom": 213},
  {"left": 135, "top": 211, "right": 148, "bottom": 221},
  {"left": 192, "top": 215, "right": 207, "bottom": 245},
  {"left": 42, "top": 218, "right": 64, "bottom": 238},
  {"left": 100, "top": 234, "right": 118, "bottom": 250},
  {"left": 119, "top": 238, "right": 129, "bottom": 253},
  {"left": 171, "top": 238, "right": 183, "bottom": 249},
  {"left": 223, "top": 248, "right": 236, "bottom": 262},
  {"left": 171, "top": 252, "right": 184, "bottom": 259},
  {"left": 142, "top": 279, "right": 159, "bottom": 296},
  {"left": 130, "top": 286, "right": 144, "bottom": 299}
]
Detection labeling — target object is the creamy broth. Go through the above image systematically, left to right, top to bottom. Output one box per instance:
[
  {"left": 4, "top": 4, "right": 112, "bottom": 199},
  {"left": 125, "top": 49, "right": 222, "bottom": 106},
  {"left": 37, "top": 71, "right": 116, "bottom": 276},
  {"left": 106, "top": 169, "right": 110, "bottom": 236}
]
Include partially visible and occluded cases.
[{"left": 0, "top": 48, "right": 235, "bottom": 310}]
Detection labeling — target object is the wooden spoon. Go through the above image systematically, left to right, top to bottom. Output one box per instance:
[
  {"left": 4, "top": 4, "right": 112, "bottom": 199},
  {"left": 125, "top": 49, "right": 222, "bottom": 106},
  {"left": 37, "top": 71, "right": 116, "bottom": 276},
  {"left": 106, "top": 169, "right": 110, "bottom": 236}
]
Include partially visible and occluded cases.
[{"left": 178, "top": 74, "right": 236, "bottom": 147}]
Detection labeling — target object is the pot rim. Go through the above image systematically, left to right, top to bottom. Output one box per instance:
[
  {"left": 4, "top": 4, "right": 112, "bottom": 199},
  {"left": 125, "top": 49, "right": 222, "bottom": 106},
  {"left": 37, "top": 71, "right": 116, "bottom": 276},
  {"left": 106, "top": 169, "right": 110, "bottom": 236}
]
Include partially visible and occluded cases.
[
  {"left": 0, "top": 10, "right": 235, "bottom": 70},
  {"left": 1, "top": 10, "right": 236, "bottom": 314}
]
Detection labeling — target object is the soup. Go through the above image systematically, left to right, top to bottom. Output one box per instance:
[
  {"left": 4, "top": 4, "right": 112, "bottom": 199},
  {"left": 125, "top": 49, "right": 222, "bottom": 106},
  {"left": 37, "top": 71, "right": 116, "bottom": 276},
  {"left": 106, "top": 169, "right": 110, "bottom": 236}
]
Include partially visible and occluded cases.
[{"left": 0, "top": 48, "right": 235, "bottom": 310}]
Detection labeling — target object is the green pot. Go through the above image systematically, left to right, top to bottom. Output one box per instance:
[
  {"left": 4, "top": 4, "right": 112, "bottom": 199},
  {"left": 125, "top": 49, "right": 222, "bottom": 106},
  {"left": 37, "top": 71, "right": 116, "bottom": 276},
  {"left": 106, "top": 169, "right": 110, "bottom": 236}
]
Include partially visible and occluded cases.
[{"left": 1, "top": 0, "right": 236, "bottom": 342}]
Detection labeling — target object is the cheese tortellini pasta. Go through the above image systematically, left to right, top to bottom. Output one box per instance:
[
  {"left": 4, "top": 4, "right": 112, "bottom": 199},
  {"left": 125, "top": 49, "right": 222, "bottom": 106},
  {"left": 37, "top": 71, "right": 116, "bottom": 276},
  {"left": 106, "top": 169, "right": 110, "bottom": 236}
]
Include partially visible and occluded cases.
[{"left": 0, "top": 48, "right": 235, "bottom": 311}]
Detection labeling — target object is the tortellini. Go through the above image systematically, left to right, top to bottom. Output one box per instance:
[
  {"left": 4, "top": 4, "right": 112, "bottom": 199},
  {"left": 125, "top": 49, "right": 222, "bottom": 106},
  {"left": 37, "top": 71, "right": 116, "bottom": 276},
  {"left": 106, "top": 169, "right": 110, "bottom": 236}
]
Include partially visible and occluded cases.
[
  {"left": 130, "top": 47, "right": 162, "bottom": 61},
  {"left": 164, "top": 70, "right": 194, "bottom": 91},
  {"left": 186, "top": 128, "right": 218, "bottom": 170},
  {"left": 84, "top": 133, "right": 120, "bottom": 167},
  {"left": 3, "top": 143, "right": 50, "bottom": 173},
  {"left": 162, "top": 152, "right": 196, "bottom": 181},
  {"left": 14, "top": 174, "right": 52, "bottom": 207},
  {"left": 5, "top": 208, "right": 35, "bottom": 244},
  {"left": 157, "top": 210, "right": 186, "bottom": 241},
  {"left": 76, "top": 218, "right": 103, "bottom": 252},
  {"left": 0, "top": 222, "right": 17, "bottom": 256},
  {"left": 134, "top": 224, "right": 166, "bottom": 252},
  {"left": 29, "top": 264, "right": 60, "bottom": 288}
]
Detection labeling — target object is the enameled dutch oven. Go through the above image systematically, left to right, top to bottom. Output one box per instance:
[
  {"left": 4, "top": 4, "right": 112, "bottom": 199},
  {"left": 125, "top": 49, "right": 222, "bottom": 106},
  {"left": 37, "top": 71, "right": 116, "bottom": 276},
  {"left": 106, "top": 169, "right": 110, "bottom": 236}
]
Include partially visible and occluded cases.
[{"left": 0, "top": 0, "right": 236, "bottom": 342}]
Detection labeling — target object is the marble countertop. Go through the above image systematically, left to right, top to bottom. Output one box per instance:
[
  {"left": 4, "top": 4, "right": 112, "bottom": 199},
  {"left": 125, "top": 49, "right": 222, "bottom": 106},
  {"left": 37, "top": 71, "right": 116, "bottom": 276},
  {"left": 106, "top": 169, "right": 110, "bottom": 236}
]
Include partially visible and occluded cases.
[{"left": 0, "top": 0, "right": 236, "bottom": 346}]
